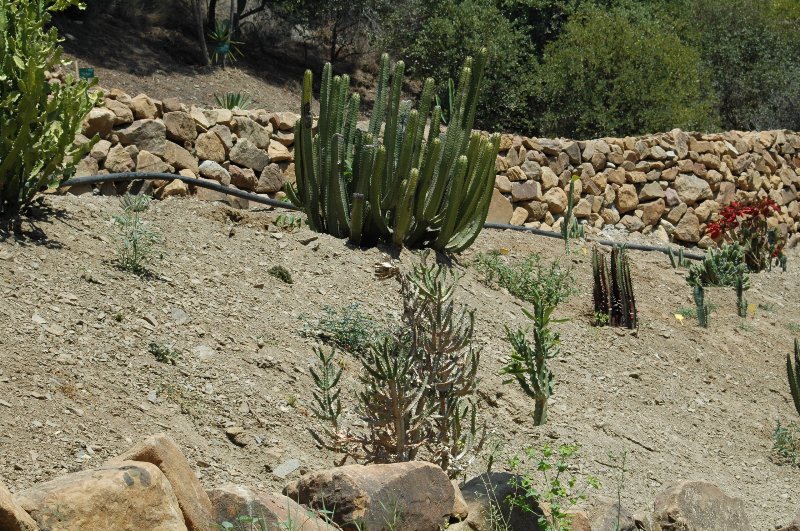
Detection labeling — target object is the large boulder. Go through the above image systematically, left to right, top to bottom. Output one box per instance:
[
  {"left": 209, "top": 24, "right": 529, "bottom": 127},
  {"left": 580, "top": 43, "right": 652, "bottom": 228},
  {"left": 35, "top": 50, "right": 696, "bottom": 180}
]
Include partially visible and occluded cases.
[
  {"left": 130, "top": 94, "right": 159, "bottom": 120},
  {"left": 105, "top": 98, "right": 134, "bottom": 126},
  {"left": 82, "top": 107, "right": 116, "bottom": 138},
  {"left": 164, "top": 111, "right": 198, "bottom": 144},
  {"left": 234, "top": 116, "right": 270, "bottom": 149},
  {"left": 116, "top": 119, "right": 167, "bottom": 157},
  {"left": 195, "top": 131, "right": 226, "bottom": 163},
  {"left": 230, "top": 138, "right": 269, "bottom": 172},
  {"left": 268, "top": 140, "right": 293, "bottom": 162},
  {"left": 164, "top": 141, "right": 199, "bottom": 175},
  {"left": 104, "top": 143, "right": 136, "bottom": 173},
  {"left": 136, "top": 150, "right": 170, "bottom": 174},
  {"left": 199, "top": 161, "right": 231, "bottom": 185},
  {"left": 256, "top": 164, "right": 284, "bottom": 193},
  {"left": 229, "top": 165, "right": 258, "bottom": 191},
  {"left": 675, "top": 173, "right": 713, "bottom": 206},
  {"left": 616, "top": 184, "right": 639, "bottom": 213},
  {"left": 543, "top": 186, "right": 568, "bottom": 214},
  {"left": 487, "top": 189, "right": 513, "bottom": 224},
  {"left": 673, "top": 211, "right": 701, "bottom": 243},
  {"left": 15, "top": 461, "right": 187, "bottom": 531},
  {"left": 285, "top": 462, "right": 455, "bottom": 531},
  {"left": 450, "top": 472, "right": 541, "bottom": 531},
  {"left": 0, "top": 480, "right": 38, "bottom": 531},
  {"left": 652, "top": 480, "right": 751, "bottom": 531},
  {"left": 208, "top": 484, "right": 335, "bottom": 530},
  {"left": 586, "top": 497, "right": 637, "bottom": 531}
]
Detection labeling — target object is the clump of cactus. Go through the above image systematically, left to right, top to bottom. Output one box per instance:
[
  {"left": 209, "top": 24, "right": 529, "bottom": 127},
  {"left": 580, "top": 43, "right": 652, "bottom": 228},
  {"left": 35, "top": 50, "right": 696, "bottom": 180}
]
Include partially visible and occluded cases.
[
  {"left": 285, "top": 50, "right": 500, "bottom": 252},
  {"left": 687, "top": 242, "right": 749, "bottom": 323},
  {"left": 592, "top": 246, "right": 637, "bottom": 329},
  {"left": 668, "top": 247, "right": 690, "bottom": 268},
  {"left": 788, "top": 339, "right": 800, "bottom": 417}
]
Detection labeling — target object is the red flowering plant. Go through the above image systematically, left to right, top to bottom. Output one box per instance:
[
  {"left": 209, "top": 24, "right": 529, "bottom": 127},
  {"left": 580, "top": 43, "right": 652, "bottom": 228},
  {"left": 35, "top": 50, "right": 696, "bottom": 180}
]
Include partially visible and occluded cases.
[{"left": 706, "top": 197, "right": 787, "bottom": 272}]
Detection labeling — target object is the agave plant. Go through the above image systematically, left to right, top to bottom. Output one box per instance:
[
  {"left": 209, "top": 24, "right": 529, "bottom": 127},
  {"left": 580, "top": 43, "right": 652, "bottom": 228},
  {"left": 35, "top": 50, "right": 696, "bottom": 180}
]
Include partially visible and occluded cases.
[
  {"left": 285, "top": 50, "right": 500, "bottom": 252},
  {"left": 214, "top": 92, "right": 251, "bottom": 110}
]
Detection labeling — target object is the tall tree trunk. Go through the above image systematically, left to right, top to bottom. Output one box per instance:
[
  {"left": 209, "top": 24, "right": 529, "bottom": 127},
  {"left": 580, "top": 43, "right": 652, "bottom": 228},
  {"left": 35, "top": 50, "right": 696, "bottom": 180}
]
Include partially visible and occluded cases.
[
  {"left": 193, "top": 0, "right": 210, "bottom": 66},
  {"left": 206, "top": 0, "right": 218, "bottom": 31}
]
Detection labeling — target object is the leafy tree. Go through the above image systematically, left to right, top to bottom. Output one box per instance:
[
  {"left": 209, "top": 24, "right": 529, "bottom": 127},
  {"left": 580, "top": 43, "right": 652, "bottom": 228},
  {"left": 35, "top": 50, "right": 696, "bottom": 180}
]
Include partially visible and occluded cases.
[
  {"left": 383, "top": 0, "right": 537, "bottom": 133},
  {"left": 688, "top": 0, "right": 800, "bottom": 131},
  {"left": 534, "top": 5, "right": 717, "bottom": 138}
]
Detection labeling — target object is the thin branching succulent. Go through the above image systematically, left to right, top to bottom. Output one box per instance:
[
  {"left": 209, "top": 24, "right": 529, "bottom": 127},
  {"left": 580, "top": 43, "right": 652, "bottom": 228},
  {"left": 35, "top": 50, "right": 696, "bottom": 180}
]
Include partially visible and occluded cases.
[
  {"left": 285, "top": 50, "right": 500, "bottom": 251},
  {"left": 113, "top": 194, "right": 162, "bottom": 275},
  {"left": 592, "top": 246, "right": 637, "bottom": 329},
  {"left": 309, "top": 252, "right": 484, "bottom": 477}
]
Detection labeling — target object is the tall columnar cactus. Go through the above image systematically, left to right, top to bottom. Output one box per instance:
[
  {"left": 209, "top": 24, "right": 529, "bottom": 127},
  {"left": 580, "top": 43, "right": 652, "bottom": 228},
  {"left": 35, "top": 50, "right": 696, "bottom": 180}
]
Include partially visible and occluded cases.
[
  {"left": 285, "top": 51, "right": 501, "bottom": 252},
  {"left": 561, "top": 175, "right": 584, "bottom": 252},
  {"left": 592, "top": 246, "right": 637, "bottom": 329},
  {"left": 788, "top": 339, "right": 800, "bottom": 417}
]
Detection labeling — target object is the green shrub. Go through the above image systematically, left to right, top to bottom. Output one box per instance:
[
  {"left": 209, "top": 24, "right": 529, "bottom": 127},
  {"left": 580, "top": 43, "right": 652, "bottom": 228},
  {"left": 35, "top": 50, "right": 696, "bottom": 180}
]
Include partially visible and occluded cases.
[
  {"left": 0, "top": 0, "right": 98, "bottom": 218},
  {"left": 382, "top": 0, "right": 538, "bottom": 133},
  {"left": 689, "top": 0, "right": 800, "bottom": 131},
  {"left": 535, "top": 5, "right": 717, "bottom": 138},
  {"left": 286, "top": 50, "right": 500, "bottom": 252},
  {"left": 474, "top": 252, "right": 576, "bottom": 309},
  {"left": 268, "top": 265, "right": 293, "bottom": 284},
  {"left": 301, "top": 302, "right": 383, "bottom": 356},
  {"left": 773, "top": 421, "right": 800, "bottom": 466},
  {"left": 508, "top": 444, "right": 600, "bottom": 531}
]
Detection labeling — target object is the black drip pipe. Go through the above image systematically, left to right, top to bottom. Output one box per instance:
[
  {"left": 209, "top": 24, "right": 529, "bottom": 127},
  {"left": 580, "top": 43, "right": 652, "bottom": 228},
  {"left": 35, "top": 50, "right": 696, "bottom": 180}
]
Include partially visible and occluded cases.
[{"left": 60, "top": 173, "right": 705, "bottom": 260}]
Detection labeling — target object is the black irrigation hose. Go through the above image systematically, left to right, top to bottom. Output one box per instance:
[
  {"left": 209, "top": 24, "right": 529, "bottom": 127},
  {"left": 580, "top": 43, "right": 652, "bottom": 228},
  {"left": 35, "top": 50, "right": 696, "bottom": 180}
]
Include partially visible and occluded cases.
[
  {"left": 61, "top": 172, "right": 705, "bottom": 260},
  {"left": 61, "top": 172, "right": 302, "bottom": 211},
  {"left": 484, "top": 222, "right": 706, "bottom": 260}
]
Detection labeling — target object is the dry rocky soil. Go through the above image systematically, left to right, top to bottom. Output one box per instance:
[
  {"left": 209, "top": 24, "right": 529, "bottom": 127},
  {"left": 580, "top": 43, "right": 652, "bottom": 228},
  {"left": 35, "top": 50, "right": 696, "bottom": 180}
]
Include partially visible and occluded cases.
[{"left": 0, "top": 194, "right": 799, "bottom": 527}]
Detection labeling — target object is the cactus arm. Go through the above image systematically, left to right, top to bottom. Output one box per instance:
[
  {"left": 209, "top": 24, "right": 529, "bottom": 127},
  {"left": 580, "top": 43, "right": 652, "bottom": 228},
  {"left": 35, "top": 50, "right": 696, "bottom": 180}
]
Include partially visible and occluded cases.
[
  {"left": 462, "top": 48, "right": 488, "bottom": 134},
  {"left": 368, "top": 54, "right": 391, "bottom": 138},
  {"left": 382, "top": 61, "right": 405, "bottom": 191},
  {"left": 297, "top": 70, "right": 323, "bottom": 231},
  {"left": 413, "top": 78, "right": 435, "bottom": 168},
  {"left": 343, "top": 92, "right": 360, "bottom": 160},
  {"left": 427, "top": 106, "right": 442, "bottom": 145},
  {"left": 386, "top": 109, "right": 419, "bottom": 209},
  {"left": 326, "top": 134, "right": 351, "bottom": 238},
  {"left": 368, "top": 145, "right": 390, "bottom": 236},
  {"left": 433, "top": 155, "right": 468, "bottom": 249},
  {"left": 393, "top": 168, "right": 420, "bottom": 247},
  {"left": 350, "top": 193, "right": 366, "bottom": 246},
  {"left": 789, "top": 339, "right": 800, "bottom": 416}
]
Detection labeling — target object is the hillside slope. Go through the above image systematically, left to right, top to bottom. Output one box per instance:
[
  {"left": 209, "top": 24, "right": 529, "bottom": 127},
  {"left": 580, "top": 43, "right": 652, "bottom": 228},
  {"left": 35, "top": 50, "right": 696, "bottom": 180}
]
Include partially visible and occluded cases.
[{"left": 0, "top": 194, "right": 798, "bottom": 526}]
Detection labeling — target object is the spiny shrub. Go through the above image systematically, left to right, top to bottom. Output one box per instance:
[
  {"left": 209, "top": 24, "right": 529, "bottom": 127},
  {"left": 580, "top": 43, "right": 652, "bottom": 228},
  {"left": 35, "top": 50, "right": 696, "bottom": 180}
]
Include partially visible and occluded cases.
[
  {"left": 0, "top": 0, "right": 98, "bottom": 218},
  {"left": 286, "top": 50, "right": 500, "bottom": 251},
  {"left": 310, "top": 252, "right": 483, "bottom": 477},
  {"left": 301, "top": 302, "right": 384, "bottom": 357}
]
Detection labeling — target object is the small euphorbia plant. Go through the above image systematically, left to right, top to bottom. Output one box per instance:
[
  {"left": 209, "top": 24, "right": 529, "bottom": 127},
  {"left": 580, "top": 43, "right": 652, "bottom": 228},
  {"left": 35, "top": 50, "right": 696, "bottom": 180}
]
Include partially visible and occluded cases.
[{"left": 706, "top": 197, "right": 786, "bottom": 272}]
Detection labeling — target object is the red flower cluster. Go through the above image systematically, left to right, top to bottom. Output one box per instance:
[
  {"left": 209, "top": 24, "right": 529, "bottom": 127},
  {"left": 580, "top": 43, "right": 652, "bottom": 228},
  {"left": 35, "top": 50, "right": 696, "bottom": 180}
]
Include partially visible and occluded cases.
[{"left": 706, "top": 198, "right": 780, "bottom": 240}]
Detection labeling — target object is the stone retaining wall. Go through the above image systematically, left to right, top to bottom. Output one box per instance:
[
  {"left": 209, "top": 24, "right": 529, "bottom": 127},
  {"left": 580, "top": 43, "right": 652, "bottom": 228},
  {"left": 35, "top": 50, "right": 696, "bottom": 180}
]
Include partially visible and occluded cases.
[
  {"left": 73, "top": 89, "right": 799, "bottom": 247},
  {"left": 489, "top": 129, "right": 800, "bottom": 246}
]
